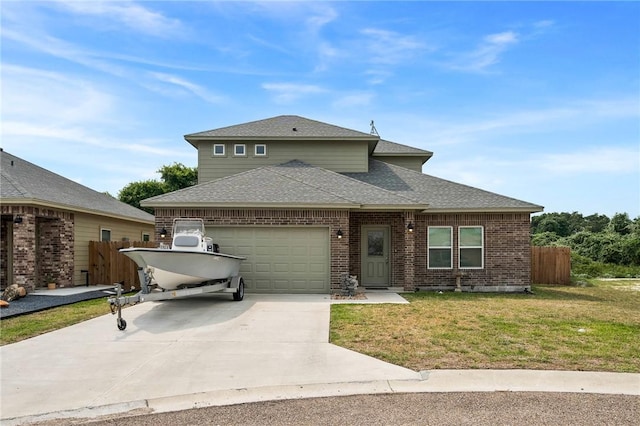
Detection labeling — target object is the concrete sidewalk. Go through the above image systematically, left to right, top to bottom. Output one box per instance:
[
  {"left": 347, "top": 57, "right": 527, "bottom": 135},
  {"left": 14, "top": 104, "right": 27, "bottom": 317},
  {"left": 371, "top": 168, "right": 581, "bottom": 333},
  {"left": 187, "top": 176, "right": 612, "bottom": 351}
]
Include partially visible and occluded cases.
[{"left": 1, "top": 293, "right": 638, "bottom": 425}]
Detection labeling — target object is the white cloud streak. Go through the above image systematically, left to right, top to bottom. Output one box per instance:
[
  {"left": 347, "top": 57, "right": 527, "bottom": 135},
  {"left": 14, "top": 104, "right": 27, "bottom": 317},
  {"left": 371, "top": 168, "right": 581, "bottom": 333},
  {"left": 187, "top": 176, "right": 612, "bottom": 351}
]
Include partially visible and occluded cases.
[
  {"left": 54, "top": 0, "right": 184, "bottom": 38},
  {"left": 446, "top": 30, "right": 519, "bottom": 72},
  {"left": 262, "top": 83, "right": 327, "bottom": 104}
]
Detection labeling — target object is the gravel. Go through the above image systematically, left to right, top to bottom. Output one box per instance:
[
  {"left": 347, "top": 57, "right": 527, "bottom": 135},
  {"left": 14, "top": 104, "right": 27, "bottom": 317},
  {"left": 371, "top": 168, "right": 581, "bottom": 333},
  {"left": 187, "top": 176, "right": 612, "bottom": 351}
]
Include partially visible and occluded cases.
[
  {"left": 0, "top": 290, "right": 115, "bottom": 319},
  {"left": 33, "top": 392, "right": 640, "bottom": 425}
]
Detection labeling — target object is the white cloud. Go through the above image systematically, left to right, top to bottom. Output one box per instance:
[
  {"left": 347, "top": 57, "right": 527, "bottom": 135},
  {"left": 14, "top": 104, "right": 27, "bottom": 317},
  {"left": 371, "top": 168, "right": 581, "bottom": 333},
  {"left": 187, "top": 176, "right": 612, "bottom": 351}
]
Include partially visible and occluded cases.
[
  {"left": 55, "top": 0, "right": 184, "bottom": 38},
  {"left": 361, "top": 28, "right": 428, "bottom": 65},
  {"left": 446, "top": 30, "right": 519, "bottom": 72},
  {"left": 148, "top": 72, "right": 226, "bottom": 104},
  {"left": 262, "top": 83, "right": 327, "bottom": 104},
  {"left": 332, "top": 92, "right": 376, "bottom": 108},
  {"left": 418, "top": 97, "right": 639, "bottom": 147},
  {"left": 540, "top": 147, "right": 640, "bottom": 175}
]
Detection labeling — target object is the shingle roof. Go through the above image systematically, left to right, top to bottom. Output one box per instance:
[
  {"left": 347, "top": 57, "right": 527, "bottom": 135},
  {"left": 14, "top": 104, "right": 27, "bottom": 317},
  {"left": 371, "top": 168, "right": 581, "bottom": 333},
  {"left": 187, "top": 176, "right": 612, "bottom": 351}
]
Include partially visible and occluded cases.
[
  {"left": 185, "top": 115, "right": 378, "bottom": 141},
  {"left": 373, "top": 139, "right": 433, "bottom": 156},
  {"left": 0, "top": 150, "right": 154, "bottom": 222},
  {"left": 143, "top": 159, "right": 541, "bottom": 212},
  {"left": 143, "top": 160, "right": 427, "bottom": 209},
  {"left": 344, "top": 160, "right": 543, "bottom": 212}
]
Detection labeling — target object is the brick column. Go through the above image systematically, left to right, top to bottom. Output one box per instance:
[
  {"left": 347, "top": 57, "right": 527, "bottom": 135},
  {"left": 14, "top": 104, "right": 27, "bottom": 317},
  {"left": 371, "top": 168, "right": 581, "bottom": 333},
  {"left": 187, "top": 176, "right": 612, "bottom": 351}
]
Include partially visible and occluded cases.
[
  {"left": 404, "top": 211, "right": 415, "bottom": 291},
  {"left": 13, "top": 213, "right": 37, "bottom": 291},
  {"left": 330, "top": 213, "right": 350, "bottom": 292}
]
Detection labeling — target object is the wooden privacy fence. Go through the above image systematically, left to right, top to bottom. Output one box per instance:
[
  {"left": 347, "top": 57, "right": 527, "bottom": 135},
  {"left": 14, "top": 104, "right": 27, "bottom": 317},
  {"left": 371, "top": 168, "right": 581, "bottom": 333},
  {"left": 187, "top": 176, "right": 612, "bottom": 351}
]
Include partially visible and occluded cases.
[
  {"left": 89, "top": 241, "right": 156, "bottom": 291},
  {"left": 531, "top": 246, "right": 571, "bottom": 285}
]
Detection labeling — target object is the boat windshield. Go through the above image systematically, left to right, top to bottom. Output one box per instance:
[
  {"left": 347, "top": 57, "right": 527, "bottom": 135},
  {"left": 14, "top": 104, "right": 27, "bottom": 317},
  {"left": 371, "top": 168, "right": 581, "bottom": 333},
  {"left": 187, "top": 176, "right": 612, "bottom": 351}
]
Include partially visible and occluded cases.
[{"left": 173, "top": 219, "right": 204, "bottom": 235}]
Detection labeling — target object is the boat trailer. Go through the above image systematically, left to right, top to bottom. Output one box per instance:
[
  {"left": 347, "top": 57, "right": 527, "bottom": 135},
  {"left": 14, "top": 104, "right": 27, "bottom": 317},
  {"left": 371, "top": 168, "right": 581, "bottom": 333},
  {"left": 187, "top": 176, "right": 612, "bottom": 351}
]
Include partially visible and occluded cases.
[{"left": 108, "top": 267, "right": 245, "bottom": 331}]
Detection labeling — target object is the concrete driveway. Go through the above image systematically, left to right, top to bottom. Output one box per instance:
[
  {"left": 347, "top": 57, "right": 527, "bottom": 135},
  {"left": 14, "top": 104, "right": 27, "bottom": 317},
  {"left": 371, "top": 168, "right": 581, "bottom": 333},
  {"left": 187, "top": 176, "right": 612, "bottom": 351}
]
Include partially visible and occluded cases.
[{"left": 1, "top": 293, "right": 420, "bottom": 421}]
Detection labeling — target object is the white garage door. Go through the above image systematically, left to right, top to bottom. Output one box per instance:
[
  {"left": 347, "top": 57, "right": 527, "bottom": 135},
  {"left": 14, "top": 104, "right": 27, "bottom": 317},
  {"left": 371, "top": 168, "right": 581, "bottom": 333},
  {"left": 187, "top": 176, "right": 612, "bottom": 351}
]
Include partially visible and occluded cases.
[{"left": 207, "top": 227, "right": 330, "bottom": 293}]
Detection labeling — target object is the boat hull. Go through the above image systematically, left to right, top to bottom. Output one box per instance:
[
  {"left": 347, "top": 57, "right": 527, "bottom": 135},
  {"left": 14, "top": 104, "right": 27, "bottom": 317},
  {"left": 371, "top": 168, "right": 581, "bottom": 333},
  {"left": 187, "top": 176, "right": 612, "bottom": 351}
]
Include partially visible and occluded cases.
[{"left": 120, "top": 248, "right": 245, "bottom": 290}]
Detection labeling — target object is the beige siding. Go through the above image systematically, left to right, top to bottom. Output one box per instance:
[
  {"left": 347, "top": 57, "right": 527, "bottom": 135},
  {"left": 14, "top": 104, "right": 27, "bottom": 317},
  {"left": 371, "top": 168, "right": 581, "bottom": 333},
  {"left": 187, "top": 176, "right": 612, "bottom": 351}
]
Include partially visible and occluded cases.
[
  {"left": 198, "top": 140, "right": 369, "bottom": 182},
  {"left": 374, "top": 156, "right": 424, "bottom": 172},
  {"left": 74, "top": 213, "right": 154, "bottom": 285}
]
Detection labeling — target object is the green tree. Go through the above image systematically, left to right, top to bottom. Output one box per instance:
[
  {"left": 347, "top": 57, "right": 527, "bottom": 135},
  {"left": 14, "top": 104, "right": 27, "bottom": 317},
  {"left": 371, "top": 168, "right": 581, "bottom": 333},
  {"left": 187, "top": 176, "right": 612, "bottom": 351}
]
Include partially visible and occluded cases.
[
  {"left": 118, "top": 163, "right": 198, "bottom": 214},
  {"left": 158, "top": 163, "right": 198, "bottom": 192},
  {"left": 118, "top": 180, "right": 166, "bottom": 214},
  {"left": 609, "top": 212, "right": 632, "bottom": 235},
  {"left": 584, "top": 213, "right": 609, "bottom": 233}
]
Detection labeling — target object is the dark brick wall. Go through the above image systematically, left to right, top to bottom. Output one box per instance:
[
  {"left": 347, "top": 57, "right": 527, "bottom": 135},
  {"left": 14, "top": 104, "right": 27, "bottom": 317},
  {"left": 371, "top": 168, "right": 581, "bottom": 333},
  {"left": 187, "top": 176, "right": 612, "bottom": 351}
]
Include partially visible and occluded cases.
[
  {"left": 1, "top": 205, "right": 74, "bottom": 291},
  {"left": 154, "top": 208, "right": 532, "bottom": 292},
  {"left": 154, "top": 208, "right": 350, "bottom": 290},
  {"left": 416, "top": 212, "right": 532, "bottom": 289}
]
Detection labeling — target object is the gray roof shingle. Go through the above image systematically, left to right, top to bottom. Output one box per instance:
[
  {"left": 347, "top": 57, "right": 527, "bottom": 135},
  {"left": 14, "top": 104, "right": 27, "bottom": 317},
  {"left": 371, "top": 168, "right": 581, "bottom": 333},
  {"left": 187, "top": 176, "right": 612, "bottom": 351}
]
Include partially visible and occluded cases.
[
  {"left": 185, "top": 115, "right": 378, "bottom": 141},
  {"left": 373, "top": 139, "right": 433, "bottom": 156},
  {"left": 0, "top": 150, "right": 154, "bottom": 222},
  {"left": 143, "top": 159, "right": 541, "bottom": 212},
  {"left": 143, "top": 160, "right": 426, "bottom": 209},
  {"left": 344, "top": 160, "right": 543, "bottom": 212}
]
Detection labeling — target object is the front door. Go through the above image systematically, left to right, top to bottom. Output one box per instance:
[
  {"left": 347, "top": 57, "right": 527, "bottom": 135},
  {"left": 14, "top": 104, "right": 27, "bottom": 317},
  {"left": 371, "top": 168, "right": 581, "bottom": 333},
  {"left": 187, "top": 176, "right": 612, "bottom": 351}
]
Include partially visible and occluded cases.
[{"left": 361, "top": 226, "right": 390, "bottom": 287}]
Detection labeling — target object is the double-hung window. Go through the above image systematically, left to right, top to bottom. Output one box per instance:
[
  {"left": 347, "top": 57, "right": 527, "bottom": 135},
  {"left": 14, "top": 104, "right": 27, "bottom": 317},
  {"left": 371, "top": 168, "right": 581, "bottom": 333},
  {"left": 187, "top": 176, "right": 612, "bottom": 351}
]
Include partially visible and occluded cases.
[
  {"left": 428, "top": 226, "right": 452, "bottom": 269},
  {"left": 459, "top": 226, "right": 484, "bottom": 268}
]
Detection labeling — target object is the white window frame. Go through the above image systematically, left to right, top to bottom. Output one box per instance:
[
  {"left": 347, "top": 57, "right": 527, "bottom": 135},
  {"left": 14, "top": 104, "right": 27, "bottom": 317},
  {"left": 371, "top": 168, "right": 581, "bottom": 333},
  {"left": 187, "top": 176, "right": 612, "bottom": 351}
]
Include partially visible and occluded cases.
[
  {"left": 254, "top": 143, "right": 267, "bottom": 156},
  {"left": 212, "top": 144, "right": 226, "bottom": 156},
  {"left": 233, "top": 144, "right": 246, "bottom": 157},
  {"left": 427, "top": 226, "right": 453, "bottom": 269},
  {"left": 458, "top": 226, "right": 484, "bottom": 269},
  {"left": 100, "top": 228, "right": 111, "bottom": 242},
  {"left": 142, "top": 232, "right": 150, "bottom": 242}
]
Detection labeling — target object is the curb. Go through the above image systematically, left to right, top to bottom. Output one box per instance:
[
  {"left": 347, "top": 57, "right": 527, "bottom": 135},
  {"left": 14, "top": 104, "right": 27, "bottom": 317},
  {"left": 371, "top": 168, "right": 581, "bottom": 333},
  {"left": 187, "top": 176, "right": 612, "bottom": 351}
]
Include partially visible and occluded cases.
[{"left": 4, "top": 370, "right": 639, "bottom": 425}]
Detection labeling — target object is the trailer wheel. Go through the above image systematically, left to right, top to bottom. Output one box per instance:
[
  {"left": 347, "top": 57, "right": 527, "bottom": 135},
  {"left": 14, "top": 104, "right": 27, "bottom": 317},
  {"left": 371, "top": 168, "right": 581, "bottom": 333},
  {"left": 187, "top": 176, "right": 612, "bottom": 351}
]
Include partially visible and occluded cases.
[
  {"left": 233, "top": 278, "right": 244, "bottom": 301},
  {"left": 117, "top": 318, "right": 127, "bottom": 331}
]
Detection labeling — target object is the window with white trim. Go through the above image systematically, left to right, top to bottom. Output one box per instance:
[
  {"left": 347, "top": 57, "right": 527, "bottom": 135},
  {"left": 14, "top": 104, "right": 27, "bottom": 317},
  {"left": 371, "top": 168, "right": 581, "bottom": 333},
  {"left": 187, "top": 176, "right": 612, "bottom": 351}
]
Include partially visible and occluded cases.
[
  {"left": 212, "top": 144, "right": 225, "bottom": 156},
  {"left": 234, "top": 144, "right": 246, "bottom": 156},
  {"left": 255, "top": 144, "right": 267, "bottom": 156},
  {"left": 428, "top": 226, "right": 452, "bottom": 269},
  {"left": 459, "top": 226, "right": 484, "bottom": 269},
  {"left": 100, "top": 228, "right": 111, "bottom": 242},
  {"left": 142, "top": 233, "right": 150, "bottom": 242}
]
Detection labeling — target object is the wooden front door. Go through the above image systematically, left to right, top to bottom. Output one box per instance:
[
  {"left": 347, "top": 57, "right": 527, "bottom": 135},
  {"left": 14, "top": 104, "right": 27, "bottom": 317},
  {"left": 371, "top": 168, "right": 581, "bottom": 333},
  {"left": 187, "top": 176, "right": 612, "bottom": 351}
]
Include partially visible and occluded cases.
[{"left": 361, "top": 226, "right": 390, "bottom": 287}]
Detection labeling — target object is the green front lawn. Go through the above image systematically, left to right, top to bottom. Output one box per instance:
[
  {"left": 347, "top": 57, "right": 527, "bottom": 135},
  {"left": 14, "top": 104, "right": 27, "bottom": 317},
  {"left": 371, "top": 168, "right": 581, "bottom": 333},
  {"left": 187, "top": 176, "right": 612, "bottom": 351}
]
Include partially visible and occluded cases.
[{"left": 330, "top": 279, "right": 640, "bottom": 373}]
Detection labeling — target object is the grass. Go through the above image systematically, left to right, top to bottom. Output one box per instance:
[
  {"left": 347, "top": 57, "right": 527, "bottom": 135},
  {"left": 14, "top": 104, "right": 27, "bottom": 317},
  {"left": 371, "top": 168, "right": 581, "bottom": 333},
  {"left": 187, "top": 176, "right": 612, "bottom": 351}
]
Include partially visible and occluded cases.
[
  {"left": 330, "top": 279, "right": 640, "bottom": 373},
  {"left": 3, "top": 281, "right": 639, "bottom": 373},
  {"left": 0, "top": 296, "right": 116, "bottom": 345}
]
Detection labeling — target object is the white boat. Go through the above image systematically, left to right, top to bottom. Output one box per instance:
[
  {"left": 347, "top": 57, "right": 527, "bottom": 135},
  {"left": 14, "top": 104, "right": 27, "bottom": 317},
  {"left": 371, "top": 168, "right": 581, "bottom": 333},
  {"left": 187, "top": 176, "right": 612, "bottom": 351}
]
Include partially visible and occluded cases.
[{"left": 120, "top": 218, "right": 245, "bottom": 290}]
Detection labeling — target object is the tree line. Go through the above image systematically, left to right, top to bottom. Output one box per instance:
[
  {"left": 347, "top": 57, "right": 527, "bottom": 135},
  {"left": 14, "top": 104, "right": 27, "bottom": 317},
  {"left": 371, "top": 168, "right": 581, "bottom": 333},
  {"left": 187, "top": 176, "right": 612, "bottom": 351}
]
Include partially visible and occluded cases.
[{"left": 531, "top": 212, "right": 640, "bottom": 266}]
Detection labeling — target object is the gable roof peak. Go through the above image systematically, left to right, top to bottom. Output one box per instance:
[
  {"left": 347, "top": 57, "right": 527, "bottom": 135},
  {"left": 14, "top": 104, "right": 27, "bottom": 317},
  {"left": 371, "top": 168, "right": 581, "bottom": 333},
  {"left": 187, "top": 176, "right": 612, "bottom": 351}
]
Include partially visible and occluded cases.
[{"left": 184, "top": 115, "right": 379, "bottom": 144}]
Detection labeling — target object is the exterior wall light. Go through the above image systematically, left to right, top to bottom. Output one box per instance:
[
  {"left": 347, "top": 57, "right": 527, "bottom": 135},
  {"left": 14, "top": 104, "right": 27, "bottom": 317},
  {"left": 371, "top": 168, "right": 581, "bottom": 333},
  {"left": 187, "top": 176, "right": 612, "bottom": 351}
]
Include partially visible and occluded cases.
[
  {"left": 13, "top": 215, "right": 22, "bottom": 224},
  {"left": 407, "top": 222, "right": 414, "bottom": 233},
  {"left": 160, "top": 227, "right": 168, "bottom": 238},
  {"left": 336, "top": 228, "right": 344, "bottom": 239}
]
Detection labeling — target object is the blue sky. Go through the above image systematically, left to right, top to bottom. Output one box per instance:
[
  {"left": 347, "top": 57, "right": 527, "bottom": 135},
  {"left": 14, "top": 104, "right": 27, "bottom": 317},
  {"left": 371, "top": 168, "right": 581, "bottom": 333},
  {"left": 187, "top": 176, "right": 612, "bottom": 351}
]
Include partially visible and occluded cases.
[{"left": 1, "top": 1, "right": 638, "bottom": 218}]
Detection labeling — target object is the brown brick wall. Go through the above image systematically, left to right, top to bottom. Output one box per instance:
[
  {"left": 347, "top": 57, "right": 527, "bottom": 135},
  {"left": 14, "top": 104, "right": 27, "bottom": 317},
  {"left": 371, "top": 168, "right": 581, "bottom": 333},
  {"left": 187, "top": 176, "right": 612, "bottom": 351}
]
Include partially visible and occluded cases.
[
  {"left": 1, "top": 205, "right": 74, "bottom": 291},
  {"left": 154, "top": 208, "right": 350, "bottom": 290},
  {"left": 153, "top": 209, "right": 532, "bottom": 293},
  {"left": 416, "top": 212, "right": 532, "bottom": 289}
]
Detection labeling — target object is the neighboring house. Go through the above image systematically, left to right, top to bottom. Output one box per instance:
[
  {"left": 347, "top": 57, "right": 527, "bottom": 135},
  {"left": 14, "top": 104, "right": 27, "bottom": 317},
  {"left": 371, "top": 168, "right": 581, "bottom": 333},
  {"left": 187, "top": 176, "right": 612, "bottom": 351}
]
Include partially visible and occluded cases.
[
  {"left": 143, "top": 115, "right": 543, "bottom": 294},
  {"left": 0, "top": 149, "right": 155, "bottom": 291}
]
